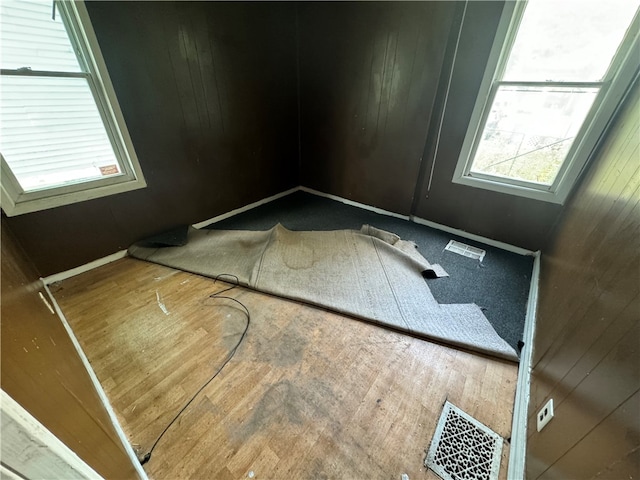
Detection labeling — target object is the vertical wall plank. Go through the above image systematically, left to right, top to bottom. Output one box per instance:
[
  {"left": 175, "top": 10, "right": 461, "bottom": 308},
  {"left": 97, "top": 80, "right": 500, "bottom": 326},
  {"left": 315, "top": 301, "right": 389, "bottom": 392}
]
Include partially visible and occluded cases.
[
  {"left": 298, "top": 2, "right": 456, "bottom": 215},
  {"left": 526, "top": 81, "right": 640, "bottom": 479},
  {"left": 0, "top": 220, "right": 140, "bottom": 479}
]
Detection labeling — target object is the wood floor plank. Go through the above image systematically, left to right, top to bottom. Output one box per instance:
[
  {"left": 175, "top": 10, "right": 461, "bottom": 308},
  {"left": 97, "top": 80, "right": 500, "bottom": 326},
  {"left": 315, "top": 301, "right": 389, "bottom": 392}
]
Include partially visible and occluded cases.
[{"left": 52, "top": 257, "right": 518, "bottom": 479}]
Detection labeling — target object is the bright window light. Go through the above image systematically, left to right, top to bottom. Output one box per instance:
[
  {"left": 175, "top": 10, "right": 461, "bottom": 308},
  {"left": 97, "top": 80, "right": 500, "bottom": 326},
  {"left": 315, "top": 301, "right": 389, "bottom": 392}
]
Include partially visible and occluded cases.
[{"left": 454, "top": 0, "right": 639, "bottom": 203}]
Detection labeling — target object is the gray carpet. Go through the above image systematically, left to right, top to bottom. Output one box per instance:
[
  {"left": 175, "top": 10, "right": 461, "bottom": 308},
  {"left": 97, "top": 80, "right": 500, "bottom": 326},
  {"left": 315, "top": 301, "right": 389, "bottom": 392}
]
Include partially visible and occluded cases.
[{"left": 129, "top": 224, "right": 518, "bottom": 362}]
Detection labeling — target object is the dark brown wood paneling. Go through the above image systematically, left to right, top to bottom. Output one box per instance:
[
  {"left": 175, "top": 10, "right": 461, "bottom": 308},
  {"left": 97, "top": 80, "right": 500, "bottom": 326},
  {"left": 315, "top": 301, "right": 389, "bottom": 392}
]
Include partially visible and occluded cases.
[
  {"left": 4, "top": 1, "right": 298, "bottom": 276},
  {"left": 298, "top": 1, "right": 456, "bottom": 215},
  {"left": 412, "top": 1, "right": 564, "bottom": 251},
  {"left": 526, "top": 81, "right": 640, "bottom": 479},
  {"left": 0, "top": 220, "right": 139, "bottom": 478},
  {"left": 541, "top": 382, "right": 640, "bottom": 478},
  {"left": 591, "top": 445, "right": 640, "bottom": 480}
]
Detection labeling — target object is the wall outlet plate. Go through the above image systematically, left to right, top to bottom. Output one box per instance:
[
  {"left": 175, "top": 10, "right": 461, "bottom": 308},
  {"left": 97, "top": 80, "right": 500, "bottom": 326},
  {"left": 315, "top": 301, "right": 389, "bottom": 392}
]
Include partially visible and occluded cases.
[{"left": 537, "top": 398, "right": 554, "bottom": 432}]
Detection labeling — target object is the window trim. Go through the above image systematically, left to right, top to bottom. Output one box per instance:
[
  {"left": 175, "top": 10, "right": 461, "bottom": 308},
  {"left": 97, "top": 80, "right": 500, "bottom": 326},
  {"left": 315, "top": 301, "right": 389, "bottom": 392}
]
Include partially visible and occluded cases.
[
  {"left": 0, "top": 0, "right": 146, "bottom": 217},
  {"left": 453, "top": 1, "right": 640, "bottom": 204}
]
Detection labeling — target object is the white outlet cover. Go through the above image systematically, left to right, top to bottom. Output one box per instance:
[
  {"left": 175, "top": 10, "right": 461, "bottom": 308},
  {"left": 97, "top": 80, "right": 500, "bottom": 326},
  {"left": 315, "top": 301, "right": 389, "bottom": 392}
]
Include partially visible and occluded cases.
[{"left": 537, "top": 398, "right": 554, "bottom": 432}]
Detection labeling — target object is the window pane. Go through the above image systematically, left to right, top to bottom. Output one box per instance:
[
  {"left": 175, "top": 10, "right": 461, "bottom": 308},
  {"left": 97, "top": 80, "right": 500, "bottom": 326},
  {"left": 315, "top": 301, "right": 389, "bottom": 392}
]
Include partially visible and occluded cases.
[
  {"left": 1, "top": 0, "right": 82, "bottom": 72},
  {"left": 503, "top": 0, "right": 639, "bottom": 82},
  {"left": 0, "top": 75, "right": 121, "bottom": 192},
  {"left": 471, "top": 86, "right": 598, "bottom": 186}
]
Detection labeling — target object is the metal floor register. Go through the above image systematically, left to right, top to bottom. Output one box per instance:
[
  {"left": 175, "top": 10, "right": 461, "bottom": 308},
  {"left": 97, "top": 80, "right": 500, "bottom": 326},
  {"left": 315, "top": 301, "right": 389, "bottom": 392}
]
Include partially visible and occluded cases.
[{"left": 425, "top": 401, "right": 503, "bottom": 480}]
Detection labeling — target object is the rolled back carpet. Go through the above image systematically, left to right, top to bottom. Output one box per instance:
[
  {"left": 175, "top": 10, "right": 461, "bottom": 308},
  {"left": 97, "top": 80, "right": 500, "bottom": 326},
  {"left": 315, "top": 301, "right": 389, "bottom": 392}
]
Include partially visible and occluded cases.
[{"left": 129, "top": 224, "right": 518, "bottom": 362}]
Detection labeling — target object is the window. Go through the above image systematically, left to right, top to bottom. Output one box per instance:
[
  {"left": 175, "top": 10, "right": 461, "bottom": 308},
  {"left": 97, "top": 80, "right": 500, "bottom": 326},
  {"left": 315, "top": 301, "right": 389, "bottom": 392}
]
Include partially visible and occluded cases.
[
  {"left": 0, "top": 0, "right": 145, "bottom": 216},
  {"left": 453, "top": 0, "right": 639, "bottom": 203}
]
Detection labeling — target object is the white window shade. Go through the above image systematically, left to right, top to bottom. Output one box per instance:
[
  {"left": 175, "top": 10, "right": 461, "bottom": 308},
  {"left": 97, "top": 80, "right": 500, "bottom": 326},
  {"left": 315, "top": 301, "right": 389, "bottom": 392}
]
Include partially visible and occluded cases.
[{"left": 0, "top": 0, "right": 145, "bottom": 216}]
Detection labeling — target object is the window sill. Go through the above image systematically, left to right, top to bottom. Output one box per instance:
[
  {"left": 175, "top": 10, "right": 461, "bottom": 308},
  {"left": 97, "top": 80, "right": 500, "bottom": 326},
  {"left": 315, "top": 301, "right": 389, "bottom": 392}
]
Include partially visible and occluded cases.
[
  {"left": 452, "top": 174, "right": 567, "bottom": 204},
  {"left": 1, "top": 177, "right": 147, "bottom": 217}
]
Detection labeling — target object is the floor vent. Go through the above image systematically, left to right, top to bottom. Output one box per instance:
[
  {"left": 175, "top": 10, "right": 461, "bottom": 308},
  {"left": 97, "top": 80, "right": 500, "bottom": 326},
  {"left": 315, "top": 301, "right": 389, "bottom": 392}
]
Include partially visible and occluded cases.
[
  {"left": 444, "top": 240, "right": 486, "bottom": 262},
  {"left": 425, "top": 401, "right": 503, "bottom": 480}
]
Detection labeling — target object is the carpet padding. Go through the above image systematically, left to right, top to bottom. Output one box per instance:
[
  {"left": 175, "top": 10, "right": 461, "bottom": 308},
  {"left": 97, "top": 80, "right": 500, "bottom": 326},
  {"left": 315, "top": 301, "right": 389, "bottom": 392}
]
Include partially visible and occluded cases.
[{"left": 129, "top": 224, "right": 518, "bottom": 361}]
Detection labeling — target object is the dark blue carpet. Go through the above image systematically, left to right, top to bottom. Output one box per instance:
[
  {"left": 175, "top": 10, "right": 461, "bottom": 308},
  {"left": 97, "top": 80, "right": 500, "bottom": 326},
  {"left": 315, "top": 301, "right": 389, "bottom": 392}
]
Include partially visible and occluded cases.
[{"left": 206, "top": 190, "right": 532, "bottom": 354}]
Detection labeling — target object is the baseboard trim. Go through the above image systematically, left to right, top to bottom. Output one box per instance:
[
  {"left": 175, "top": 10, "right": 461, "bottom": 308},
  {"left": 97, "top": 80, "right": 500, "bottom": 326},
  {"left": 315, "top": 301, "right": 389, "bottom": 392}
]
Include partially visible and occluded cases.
[
  {"left": 44, "top": 186, "right": 533, "bottom": 284},
  {"left": 192, "top": 186, "right": 300, "bottom": 229},
  {"left": 299, "top": 186, "right": 411, "bottom": 221},
  {"left": 43, "top": 187, "right": 301, "bottom": 283},
  {"left": 299, "top": 187, "right": 533, "bottom": 255},
  {"left": 411, "top": 216, "right": 534, "bottom": 256},
  {"left": 42, "top": 250, "right": 128, "bottom": 285},
  {"left": 507, "top": 250, "right": 540, "bottom": 479},
  {"left": 42, "top": 282, "right": 149, "bottom": 480}
]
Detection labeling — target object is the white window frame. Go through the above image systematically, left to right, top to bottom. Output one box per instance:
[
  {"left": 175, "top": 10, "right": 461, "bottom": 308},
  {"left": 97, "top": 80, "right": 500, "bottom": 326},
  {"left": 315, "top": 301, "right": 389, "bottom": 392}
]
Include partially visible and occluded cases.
[
  {"left": 0, "top": 0, "right": 146, "bottom": 217},
  {"left": 453, "top": 1, "right": 640, "bottom": 204},
  {"left": 1, "top": 389, "right": 104, "bottom": 479}
]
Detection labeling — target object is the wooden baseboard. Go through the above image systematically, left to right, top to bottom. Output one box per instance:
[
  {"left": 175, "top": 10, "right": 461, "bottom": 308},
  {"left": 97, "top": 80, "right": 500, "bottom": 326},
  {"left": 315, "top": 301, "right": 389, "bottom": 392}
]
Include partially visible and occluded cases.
[
  {"left": 43, "top": 186, "right": 534, "bottom": 285},
  {"left": 298, "top": 186, "right": 411, "bottom": 221},
  {"left": 299, "top": 186, "right": 534, "bottom": 256},
  {"left": 43, "top": 187, "right": 301, "bottom": 284},
  {"left": 192, "top": 187, "right": 300, "bottom": 229},
  {"left": 411, "top": 216, "right": 535, "bottom": 256},
  {"left": 42, "top": 250, "right": 128, "bottom": 285},
  {"left": 507, "top": 250, "right": 540, "bottom": 478},
  {"left": 42, "top": 283, "right": 149, "bottom": 480}
]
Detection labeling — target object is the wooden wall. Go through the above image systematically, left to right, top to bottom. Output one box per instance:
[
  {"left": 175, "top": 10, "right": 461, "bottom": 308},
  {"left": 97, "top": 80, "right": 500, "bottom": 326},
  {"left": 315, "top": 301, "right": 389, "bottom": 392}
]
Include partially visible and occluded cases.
[
  {"left": 4, "top": 1, "right": 298, "bottom": 277},
  {"left": 298, "top": 1, "right": 456, "bottom": 215},
  {"left": 526, "top": 80, "right": 640, "bottom": 478},
  {"left": 1, "top": 220, "right": 140, "bottom": 479}
]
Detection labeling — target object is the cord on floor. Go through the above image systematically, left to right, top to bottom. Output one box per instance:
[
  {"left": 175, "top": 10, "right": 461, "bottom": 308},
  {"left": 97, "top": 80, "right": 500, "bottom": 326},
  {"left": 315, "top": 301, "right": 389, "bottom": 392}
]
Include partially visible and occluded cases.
[{"left": 140, "top": 274, "right": 250, "bottom": 466}]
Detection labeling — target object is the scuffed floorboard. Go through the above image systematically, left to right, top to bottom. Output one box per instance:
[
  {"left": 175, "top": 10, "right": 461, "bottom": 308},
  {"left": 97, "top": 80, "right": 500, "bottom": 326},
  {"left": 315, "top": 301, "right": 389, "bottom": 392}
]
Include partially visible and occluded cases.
[{"left": 51, "top": 257, "right": 517, "bottom": 480}]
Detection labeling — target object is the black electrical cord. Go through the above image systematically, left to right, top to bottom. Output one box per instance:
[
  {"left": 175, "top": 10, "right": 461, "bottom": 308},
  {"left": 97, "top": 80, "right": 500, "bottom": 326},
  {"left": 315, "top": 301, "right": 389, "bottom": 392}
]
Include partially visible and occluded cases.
[{"left": 140, "top": 274, "right": 250, "bottom": 466}]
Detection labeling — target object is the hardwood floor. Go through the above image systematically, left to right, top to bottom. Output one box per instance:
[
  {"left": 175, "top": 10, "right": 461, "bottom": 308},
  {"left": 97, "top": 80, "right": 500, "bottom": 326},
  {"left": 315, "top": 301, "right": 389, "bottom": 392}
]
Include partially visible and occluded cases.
[{"left": 51, "top": 258, "right": 518, "bottom": 480}]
